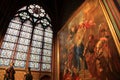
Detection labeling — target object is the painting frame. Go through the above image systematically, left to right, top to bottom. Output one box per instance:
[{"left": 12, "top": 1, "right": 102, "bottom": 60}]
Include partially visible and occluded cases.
[
  {"left": 56, "top": 0, "right": 120, "bottom": 80},
  {"left": 102, "top": 0, "right": 120, "bottom": 41}
]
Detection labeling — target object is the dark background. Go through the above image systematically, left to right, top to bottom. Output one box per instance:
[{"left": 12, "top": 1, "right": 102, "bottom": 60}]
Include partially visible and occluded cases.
[{"left": 0, "top": 0, "right": 85, "bottom": 37}]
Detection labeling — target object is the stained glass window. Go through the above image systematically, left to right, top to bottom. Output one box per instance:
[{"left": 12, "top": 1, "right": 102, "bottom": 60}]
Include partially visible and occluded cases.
[{"left": 0, "top": 4, "right": 53, "bottom": 72}]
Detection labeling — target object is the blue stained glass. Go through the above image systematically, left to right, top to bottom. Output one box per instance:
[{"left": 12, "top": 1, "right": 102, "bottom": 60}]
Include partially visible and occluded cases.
[
  {"left": 7, "top": 28, "right": 19, "bottom": 36},
  {"left": 20, "top": 32, "right": 31, "bottom": 39},
  {"left": 4, "top": 35, "right": 18, "bottom": 43},
  {"left": 44, "top": 37, "right": 52, "bottom": 43},
  {"left": 18, "top": 38, "right": 30, "bottom": 45},
  {"left": 1, "top": 42, "right": 15, "bottom": 50},
  {"left": 31, "top": 47, "right": 41, "bottom": 54},
  {"left": 43, "top": 49, "right": 51, "bottom": 56},
  {"left": 0, "top": 50, "right": 13, "bottom": 58},
  {"left": 15, "top": 52, "right": 27, "bottom": 60},
  {"left": 30, "top": 54, "right": 40, "bottom": 62},
  {"left": 42, "top": 56, "right": 51, "bottom": 63},
  {"left": 0, "top": 59, "right": 10, "bottom": 66},
  {"left": 14, "top": 60, "right": 25, "bottom": 68},
  {"left": 41, "top": 63, "right": 51, "bottom": 71}
]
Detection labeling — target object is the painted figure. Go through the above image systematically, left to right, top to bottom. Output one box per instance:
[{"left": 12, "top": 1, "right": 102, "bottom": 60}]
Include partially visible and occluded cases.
[
  {"left": 4, "top": 62, "right": 15, "bottom": 80},
  {"left": 24, "top": 67, "right": 33, "bottom": 80}
]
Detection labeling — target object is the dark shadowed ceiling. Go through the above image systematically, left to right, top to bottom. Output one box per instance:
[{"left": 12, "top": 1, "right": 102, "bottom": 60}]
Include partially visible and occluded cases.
[{"left": 0, "top": 0, "right": 85, "bottom": 36}]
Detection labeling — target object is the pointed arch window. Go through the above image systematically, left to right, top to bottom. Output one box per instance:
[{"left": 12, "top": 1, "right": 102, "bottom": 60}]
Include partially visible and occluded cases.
[{"left": 0, "top": 4, "right": 53, "bottom": 71}]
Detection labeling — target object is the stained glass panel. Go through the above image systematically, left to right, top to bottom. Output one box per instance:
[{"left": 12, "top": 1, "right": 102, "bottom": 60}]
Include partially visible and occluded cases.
[
  {"left": 0, "top": 4, "right": 53, "bottom": 71},
  {"left": 19, "top": 12, "right": 30, "bottom": 20},
  {"left": 11, "top": 17, "right": 21, "bottom": 24},
  {"left": 40, "top": 18, "right": 49, "bottom": 27},
  {"left": 23, "top": 21, "right": 32, "bottom": 27},
  {"left": 9, "top": 22, "right": 21, "bottom": 30},
  {"left": 35, "top": 24, "right": 43, "bottom": 30},
  {"left": 21, "top": 26, "right": 32, "bottom": 32},
  {"left": 45, "top": 27, "right": 53, "bottom": 33},
  {"left": 7, "top": 28, "right": 19, "bottom": 36},
  {"left": 34, "top": 29, "right": 43, "bottom": 36},
  {"left": 20, "top": 32, "right": 31, "bottom": 39},
  {"left": 44, "top": 32, "right": 53, "bottom": 38},
  {"left": 4, "top": 35, "right": 18, "bottom": 43},
  {"left": 32, "top": 35, "right": 43, "bottom": 41},
  {"left": 44, "top": 37, "right": 52, "bottom": 44},
  {"left": 18, "top": 38, "right": 30, "bottom": 45},
  {"left": 32, "top": 41, "right": 42, "bottom": 48},
  {"left": 1, "top": 42, "right": 15, "bottom": 50},
  {"left": 44, "top": 43, "right": 52, "bottom": 50},
  {"left": 16, "top": 45, "right": 28, "bottom": 52},
  {"left": 31, "top": 47, "right": 41, "bottom": 54},
  {"left": 43, "top": 49, "right": 51, "bottom": 56},
  {"left": 0, "top": 50, "right": 13, "bottom": 58},
  {"left": 15, "top": 52, "right": 27, "bottom": 60},
  {"left": 30, "top": 54, "right": 40, "bottom": 62},
  {"left": 42, "top": 56, "right": 51, "bottom": 63},
  {"left": 0, "top": 59, "right": 10, "bottom": 66},
  {"left": 14, "top": 60, "right": 25, "bottom": 68},
  {"left": 29, "top": 62, "right": 39, "bottom": 69},
  {"left": 41, "top": 63, "right": 51, "bottom": 71}
]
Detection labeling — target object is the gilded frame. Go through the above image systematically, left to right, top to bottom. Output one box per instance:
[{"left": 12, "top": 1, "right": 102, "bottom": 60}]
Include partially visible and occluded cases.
[{"left": 56, "top": 0, "right": 120, "bottom": 80}]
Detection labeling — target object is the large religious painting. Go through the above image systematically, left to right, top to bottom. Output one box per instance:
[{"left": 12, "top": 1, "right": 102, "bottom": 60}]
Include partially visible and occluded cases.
[{"left": 57, "top": 0, "right": 120, "bottom": 80}]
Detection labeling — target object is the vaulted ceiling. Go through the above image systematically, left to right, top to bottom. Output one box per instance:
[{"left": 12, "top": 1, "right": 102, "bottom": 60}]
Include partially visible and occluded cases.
[{"left": 0, "top": 0, "right": 85, "bottom": 35}]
